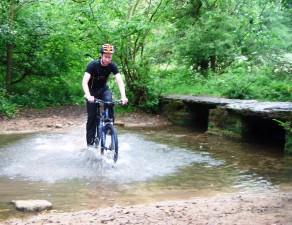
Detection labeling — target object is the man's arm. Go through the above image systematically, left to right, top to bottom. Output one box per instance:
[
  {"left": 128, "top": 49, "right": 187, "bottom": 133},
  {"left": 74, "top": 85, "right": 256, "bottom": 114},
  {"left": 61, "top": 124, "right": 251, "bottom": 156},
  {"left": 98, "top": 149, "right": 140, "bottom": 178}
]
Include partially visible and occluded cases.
[
  {"left": 82, "top": 72, "right": 95, "bottom": 102},
  {"left": 115, "top": 73, "right": 128, "bottom": 104}
]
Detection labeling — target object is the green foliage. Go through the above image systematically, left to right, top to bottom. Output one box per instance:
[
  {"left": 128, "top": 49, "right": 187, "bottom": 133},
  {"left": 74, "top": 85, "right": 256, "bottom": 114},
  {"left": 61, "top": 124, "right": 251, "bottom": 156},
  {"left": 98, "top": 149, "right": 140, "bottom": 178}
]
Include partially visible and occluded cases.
[
  {"left": 0, "top": 0, "right": 291, "bottom": 117},
  {"left": 158, "top": 0, "right": 291, "bottom": 102},
  {"left": 165, "top": 0, "right": 291, "bottom": 73},
  {"left": 0, "top": 1, "right": 84, "bottom": 89},
  {"left": 0, "top": 1, "right": 86, "bottom": 116},
  {"left": 161, "top": 61, "right": 292, "bottom": 101},
  {"left": 0, "top": 74, "right": 84, "bottom": 117},
  {"left": 11, "top": 76, "right": 83, "bottom": 108},
  {"left": 0, "top": 88, "right": 17, "bottom": 117},
  {"left": 273, "top": 120, "right": 292, "bottom": 133}
]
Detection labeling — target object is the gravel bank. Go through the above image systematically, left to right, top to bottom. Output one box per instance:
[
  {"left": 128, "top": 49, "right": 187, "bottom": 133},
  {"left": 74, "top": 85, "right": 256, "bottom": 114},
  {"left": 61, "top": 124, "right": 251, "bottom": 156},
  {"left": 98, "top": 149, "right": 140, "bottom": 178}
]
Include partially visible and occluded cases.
[{"left": 2, "top": 191, "right": 292, "bottom": 225}]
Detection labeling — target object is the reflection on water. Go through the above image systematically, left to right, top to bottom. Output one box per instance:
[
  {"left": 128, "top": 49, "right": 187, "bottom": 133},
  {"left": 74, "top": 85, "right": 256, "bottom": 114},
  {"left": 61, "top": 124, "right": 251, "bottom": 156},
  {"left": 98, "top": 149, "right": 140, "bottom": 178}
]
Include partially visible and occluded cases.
[{"left": 0, "top": 126, "right": 292, "bottom": 220}]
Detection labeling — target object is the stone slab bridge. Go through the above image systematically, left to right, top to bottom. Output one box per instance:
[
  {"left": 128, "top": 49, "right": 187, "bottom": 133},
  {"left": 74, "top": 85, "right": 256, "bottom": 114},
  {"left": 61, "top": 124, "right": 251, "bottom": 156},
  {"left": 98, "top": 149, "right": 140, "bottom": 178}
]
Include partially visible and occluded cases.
[{"left": 160, "top": 95, "right": 292, "bottom": 154}]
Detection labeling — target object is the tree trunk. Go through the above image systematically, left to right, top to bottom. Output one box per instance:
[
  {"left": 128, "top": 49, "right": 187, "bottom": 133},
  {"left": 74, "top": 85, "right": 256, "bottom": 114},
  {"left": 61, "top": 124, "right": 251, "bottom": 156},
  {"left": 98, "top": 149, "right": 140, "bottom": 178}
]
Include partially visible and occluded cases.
[
  {"left": 191, "top": 0, "right": 202, "bottom": 17},
  {"left": 5, "top": 1, "right": 16, "bottom": 92},
  {"left": 6, "top": 43, "right": 14, "bottom": 92},
  {"left": 210, "top": 55, "right": 216, "bottom": 71},
  {"left": 199, "top": 59, "right": 209, "bottom": 71}
]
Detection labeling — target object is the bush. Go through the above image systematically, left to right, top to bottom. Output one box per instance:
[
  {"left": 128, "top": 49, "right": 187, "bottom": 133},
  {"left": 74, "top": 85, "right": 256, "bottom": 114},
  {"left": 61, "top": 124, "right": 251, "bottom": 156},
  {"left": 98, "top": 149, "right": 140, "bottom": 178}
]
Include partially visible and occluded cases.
[
  {"left": 160, "top": 62, "right": 292, "bottom": 102},
  {"left": 0, "top": 75, "right": 84, "bottom": 117},
  {"left": 11, "top": 76, "right": 83, "bottom": 108},
  {"left": 0, "top": 89, "right": 17, "bottom": 117}
]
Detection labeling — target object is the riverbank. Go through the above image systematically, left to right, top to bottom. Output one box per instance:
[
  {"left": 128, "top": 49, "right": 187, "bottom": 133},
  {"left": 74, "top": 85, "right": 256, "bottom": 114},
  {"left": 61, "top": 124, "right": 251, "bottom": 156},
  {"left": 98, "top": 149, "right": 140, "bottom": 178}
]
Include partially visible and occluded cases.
[
  {"left": 0, "top": 105, "right": 170, "bottom": 134},
  {"left": 1, "top": 191, "right": 292, "bottom": 225}
]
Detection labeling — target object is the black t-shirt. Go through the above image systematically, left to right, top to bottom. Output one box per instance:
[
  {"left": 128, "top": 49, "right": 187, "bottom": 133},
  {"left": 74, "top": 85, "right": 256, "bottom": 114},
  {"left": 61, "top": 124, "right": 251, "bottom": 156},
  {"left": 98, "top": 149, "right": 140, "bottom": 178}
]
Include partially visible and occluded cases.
[{"left": 85, "top": 60, "right": 119, "bottom": 91}]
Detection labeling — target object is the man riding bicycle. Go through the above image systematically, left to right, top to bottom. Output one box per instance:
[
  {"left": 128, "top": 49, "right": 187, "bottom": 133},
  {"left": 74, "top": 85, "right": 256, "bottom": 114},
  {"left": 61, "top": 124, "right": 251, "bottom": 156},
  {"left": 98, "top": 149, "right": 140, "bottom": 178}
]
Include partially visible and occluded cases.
[{"left": 82, "top": 44, "right": 128, "bottom": 147}]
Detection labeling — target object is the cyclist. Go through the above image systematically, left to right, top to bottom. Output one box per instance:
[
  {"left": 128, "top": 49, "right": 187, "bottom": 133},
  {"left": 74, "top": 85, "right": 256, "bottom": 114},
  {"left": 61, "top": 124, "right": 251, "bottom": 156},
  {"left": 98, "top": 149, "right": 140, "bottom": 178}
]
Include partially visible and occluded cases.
[{"left": 82, "top": 44, "right": 128, "bottom": 147}]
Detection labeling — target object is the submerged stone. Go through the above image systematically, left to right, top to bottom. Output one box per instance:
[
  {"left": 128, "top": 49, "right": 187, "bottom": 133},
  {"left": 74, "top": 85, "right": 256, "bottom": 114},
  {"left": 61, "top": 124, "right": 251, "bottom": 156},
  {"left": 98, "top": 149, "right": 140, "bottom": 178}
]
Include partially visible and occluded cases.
[{"left": 11, "top": 200, "right": 52, "bottom": 212}]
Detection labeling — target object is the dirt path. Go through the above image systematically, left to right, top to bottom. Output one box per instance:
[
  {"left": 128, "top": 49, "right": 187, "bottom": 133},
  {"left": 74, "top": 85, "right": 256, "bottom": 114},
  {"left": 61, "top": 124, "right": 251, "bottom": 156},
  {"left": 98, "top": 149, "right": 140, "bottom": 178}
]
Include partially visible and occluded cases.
[{"left": 1, "top": 106, "right": 292, "bottom": 224}]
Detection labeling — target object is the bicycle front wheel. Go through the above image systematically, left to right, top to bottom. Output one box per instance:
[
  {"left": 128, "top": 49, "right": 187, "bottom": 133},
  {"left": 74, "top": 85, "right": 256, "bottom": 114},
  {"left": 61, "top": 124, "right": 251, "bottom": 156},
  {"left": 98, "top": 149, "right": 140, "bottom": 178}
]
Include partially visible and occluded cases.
[{"left": 101, "top": 124, "right": 118, "bottom": 163}]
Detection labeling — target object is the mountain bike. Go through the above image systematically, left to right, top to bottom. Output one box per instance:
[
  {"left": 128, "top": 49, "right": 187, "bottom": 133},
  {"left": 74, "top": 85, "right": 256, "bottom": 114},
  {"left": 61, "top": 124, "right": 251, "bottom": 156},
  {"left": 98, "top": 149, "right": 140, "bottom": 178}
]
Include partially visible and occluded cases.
[{"left": 93, "top": 99, "right": 122, "bottom": 163}]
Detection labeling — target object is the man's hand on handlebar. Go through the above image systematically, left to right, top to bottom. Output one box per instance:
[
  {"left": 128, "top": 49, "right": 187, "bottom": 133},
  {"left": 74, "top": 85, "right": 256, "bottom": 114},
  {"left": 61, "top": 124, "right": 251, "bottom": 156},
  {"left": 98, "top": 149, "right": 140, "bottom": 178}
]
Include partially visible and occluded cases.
[
  {"left": 85, "top": 94, "right": 95, "bottom": 102},
  {"left": 85, "top": 95, "right": 128, "bottom": 105},
  {"left": 121, "top": 97, "right": 128, "bottom": 105}
]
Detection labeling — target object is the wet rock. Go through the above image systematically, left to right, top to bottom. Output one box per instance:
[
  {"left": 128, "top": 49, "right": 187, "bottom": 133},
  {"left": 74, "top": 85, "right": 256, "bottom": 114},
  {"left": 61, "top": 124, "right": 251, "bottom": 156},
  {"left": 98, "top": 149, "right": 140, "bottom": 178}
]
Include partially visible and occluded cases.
[
  {"left": 55, "top": 123, "right": 63, "bottom": 128},
  {"left": 11, "top": 200, "right": 52, "bottom": 212},
  {"left": 122, "top": 210, "right": 130, "bottom": 214}
]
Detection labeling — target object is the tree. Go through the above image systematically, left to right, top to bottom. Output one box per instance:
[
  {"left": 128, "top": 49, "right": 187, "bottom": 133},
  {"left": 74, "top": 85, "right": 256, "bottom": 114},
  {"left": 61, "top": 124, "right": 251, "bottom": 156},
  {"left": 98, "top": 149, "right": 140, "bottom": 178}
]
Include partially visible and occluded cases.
[
  {"left": 166, "top": 0, "right": 289, "bottom": 73},
  {"left": 0, "top": 1, "right": 81, "bottom": 92}
]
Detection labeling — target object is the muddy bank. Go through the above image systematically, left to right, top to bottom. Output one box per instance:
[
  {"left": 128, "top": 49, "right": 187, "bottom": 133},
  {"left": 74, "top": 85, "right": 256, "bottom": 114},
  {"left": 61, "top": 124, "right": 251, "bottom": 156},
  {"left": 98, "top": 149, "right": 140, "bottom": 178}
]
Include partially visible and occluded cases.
[
  {"left": 0, "top": 105, "right": 170, "bottom": 134},
  {"left": 0, "top": 105, "right": 85, "bottom": 134},
  {"left": 1, "top": 191, "right": 292, "bottom": 225}
]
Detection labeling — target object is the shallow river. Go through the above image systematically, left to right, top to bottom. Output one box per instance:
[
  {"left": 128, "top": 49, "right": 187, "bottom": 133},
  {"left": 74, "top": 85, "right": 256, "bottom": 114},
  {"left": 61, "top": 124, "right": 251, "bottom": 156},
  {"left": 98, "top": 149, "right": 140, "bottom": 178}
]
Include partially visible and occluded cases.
[{"left": 0, "top": 126, "right": 292, "bottom": 220}]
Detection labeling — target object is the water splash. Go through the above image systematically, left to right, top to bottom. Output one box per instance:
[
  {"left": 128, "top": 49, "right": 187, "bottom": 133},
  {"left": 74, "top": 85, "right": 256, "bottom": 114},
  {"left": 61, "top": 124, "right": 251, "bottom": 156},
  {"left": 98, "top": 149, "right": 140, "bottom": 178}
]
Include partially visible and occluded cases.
[{"left": 0, "top": 131, "right": 223, "bottom": 184}]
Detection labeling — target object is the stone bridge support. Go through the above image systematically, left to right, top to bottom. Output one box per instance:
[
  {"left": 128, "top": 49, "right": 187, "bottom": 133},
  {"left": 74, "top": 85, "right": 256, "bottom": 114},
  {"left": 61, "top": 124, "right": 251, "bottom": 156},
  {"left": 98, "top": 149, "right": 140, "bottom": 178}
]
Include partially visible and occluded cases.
[{"left": 160, "top": 96, "right": 292, "bottom": 154}]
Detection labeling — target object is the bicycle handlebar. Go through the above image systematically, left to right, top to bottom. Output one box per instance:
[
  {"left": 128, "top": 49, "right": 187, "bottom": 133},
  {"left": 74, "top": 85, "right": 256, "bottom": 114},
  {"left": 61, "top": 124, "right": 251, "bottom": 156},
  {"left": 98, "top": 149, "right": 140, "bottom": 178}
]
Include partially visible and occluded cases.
[{"left": 94, "top": 99, "right": 123, "bottom": 105}]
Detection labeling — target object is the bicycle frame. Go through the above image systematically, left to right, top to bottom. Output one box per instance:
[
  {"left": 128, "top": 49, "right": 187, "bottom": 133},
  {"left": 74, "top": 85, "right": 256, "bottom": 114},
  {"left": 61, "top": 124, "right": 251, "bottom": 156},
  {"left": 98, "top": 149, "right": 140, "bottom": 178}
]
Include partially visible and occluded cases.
[
  {"left": 92, "top": 99, "right": 121, "bottom": 162},
  {"left": 94, "top": 99, "right": 121, "bottom": 148}
]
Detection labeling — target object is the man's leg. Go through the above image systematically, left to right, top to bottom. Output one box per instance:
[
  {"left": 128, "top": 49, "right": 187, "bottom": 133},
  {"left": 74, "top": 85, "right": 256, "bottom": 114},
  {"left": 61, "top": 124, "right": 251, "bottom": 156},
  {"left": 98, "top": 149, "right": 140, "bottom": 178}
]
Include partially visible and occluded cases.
[{"left": 86, "top": 101, "right": 98, "bottom": 145}]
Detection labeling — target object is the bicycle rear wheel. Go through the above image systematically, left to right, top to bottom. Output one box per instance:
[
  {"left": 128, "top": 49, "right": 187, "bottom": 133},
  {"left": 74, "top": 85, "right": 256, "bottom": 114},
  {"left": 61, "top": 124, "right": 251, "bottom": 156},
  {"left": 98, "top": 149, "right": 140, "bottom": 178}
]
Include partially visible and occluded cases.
[{"left": 101, "top": 124, "right": 118, "bottom": 163}]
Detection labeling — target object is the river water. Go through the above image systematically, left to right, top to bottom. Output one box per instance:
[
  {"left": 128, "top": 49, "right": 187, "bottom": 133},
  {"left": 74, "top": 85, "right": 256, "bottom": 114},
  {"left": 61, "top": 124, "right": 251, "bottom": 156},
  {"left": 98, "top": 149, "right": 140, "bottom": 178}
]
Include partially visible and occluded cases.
[{"left": 0, "top": 126, "right": 292, "bottom": 220}]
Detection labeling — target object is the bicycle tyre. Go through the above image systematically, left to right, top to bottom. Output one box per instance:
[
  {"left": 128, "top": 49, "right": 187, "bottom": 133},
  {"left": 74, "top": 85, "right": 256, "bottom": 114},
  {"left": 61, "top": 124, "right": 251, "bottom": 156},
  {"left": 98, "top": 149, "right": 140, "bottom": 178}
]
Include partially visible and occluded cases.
[{"left": 101, "top": 123, "right": 118, "bottom": 163}]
